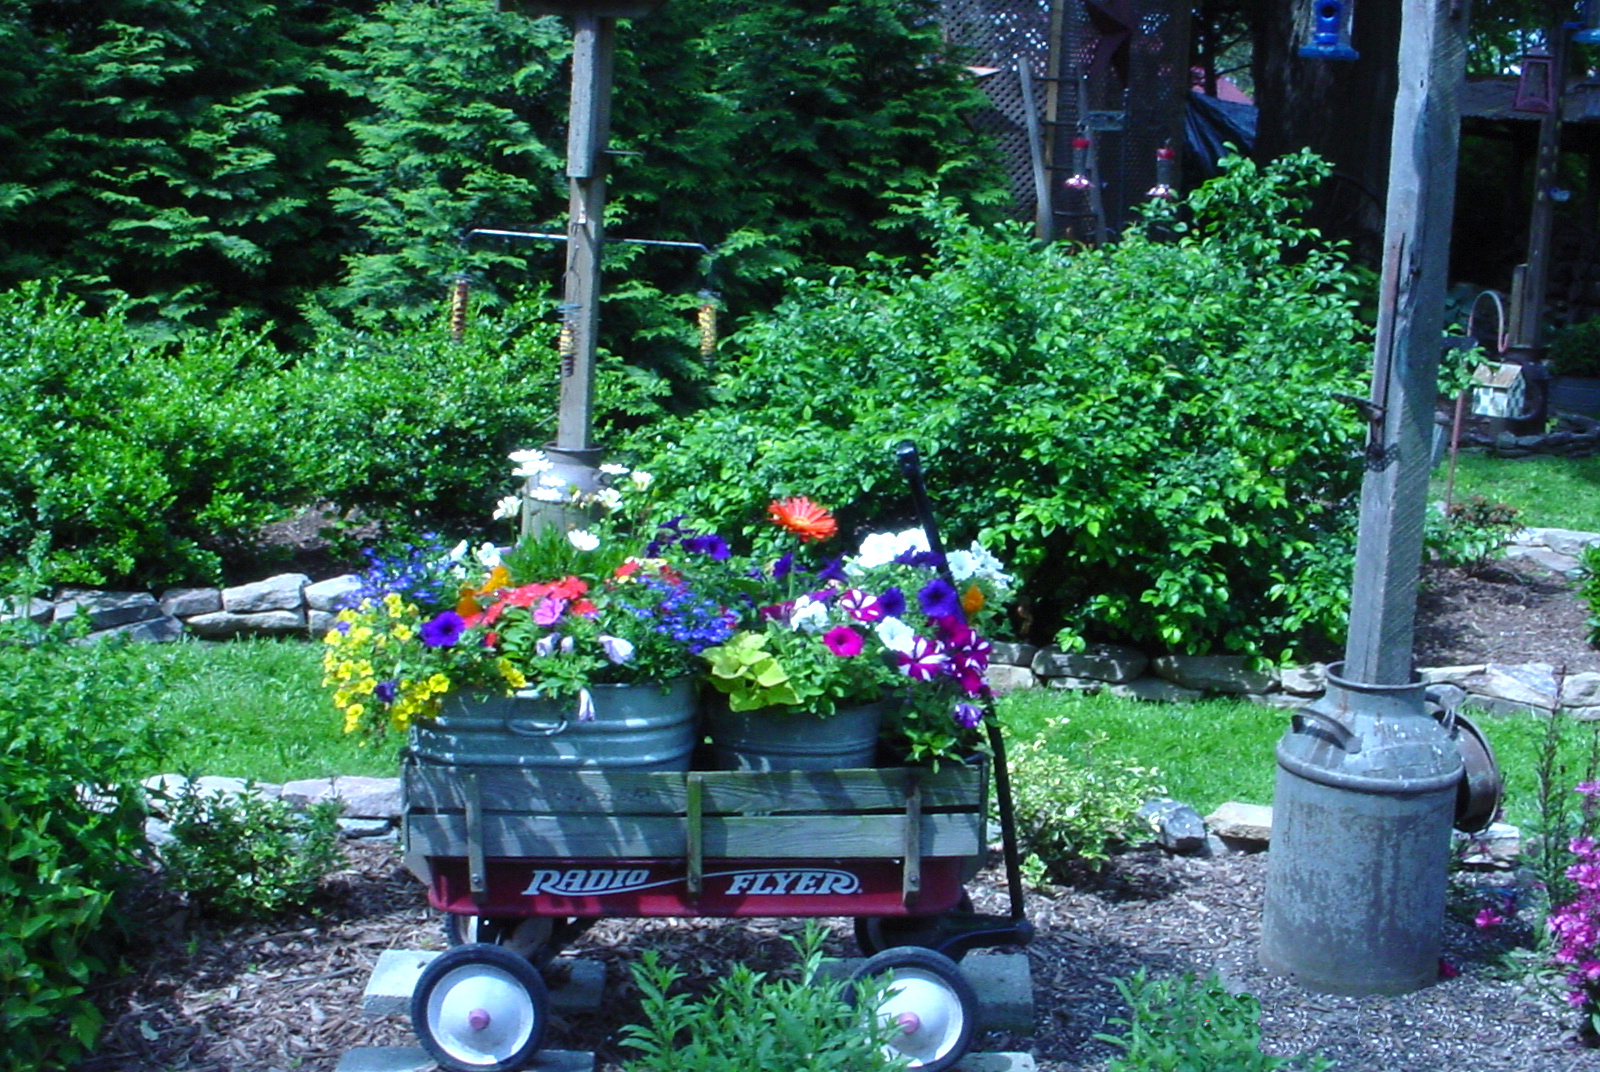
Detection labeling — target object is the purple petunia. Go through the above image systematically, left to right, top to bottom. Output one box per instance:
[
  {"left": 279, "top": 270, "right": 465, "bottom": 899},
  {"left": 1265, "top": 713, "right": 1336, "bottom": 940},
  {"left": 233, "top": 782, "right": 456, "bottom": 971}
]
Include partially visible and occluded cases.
[
  {"left": 683, "top": 533, "right": 732, "bottom": 561},
  {"left": 772, "top": 552, "right": 797, "bottom": 579},
  {"left": 815, "top": 556, "right": 848, "bottom": 584},
  {"left": 918, "top": 578, "right": 962, "bottom": 620},
  {"left": 877, "top": 586, "right": 906, "bottom": 619},
  {"left": 420, "top": 610, "right": 465, "bottom": 648},
  {"left": 823, "top": 625, "right": 864, "bottom": 657},
  {"left": 374, "top": 680, "right": 398, "bottom": 704},
  {"left": 952, "top": 702, "right": 984, "bottom": 729}
]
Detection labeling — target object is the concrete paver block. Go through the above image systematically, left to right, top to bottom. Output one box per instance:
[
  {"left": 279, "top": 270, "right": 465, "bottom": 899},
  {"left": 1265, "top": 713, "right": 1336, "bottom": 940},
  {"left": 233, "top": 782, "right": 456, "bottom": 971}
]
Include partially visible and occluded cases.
[
  {"left": 363, "top": 949, "right": 605, "bottom": 1018},
  {"left": 819, "top": 952, "right": 1033, "bottom": 1035},
  {"left": 336, "top": 1047, "right": 594, "bottom": 1072}
]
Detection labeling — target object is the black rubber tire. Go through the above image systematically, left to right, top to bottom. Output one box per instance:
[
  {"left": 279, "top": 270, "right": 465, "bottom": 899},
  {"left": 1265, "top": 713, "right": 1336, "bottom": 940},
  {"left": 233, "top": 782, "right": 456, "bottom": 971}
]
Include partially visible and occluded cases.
[
  {"left": 854, "top": 891, "right": 975, "bottom": 957},
  {"left": 411, "top": 943, "right": 549, "bottom": 1072},
  {"left": 845, "top": 946, "right": 979, "bottom": 1072}
]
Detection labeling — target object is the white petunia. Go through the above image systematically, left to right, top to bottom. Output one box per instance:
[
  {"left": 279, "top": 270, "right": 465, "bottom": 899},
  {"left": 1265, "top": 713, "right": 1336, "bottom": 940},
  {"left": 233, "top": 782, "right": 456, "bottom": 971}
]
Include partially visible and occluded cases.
[
  {"left": 509, "top": 449, "right": 552, "bottom": 476},
  {"left": 599, "top": 462, "right": 629, "bottom": 476},
  {"left": 629, "top": 470, "right": 654, "bottom": 491},
  {"left": 539, "top": 472, "right": 568, "bottom": 488},
  {"left": 528, "top": 487, "right": 565, "bottom": 503},
  {"left": 593, "top": 487, "right": 622, "bottom": 511},
  {"left": 491, "top": 494, "right": 522, "bottom": 521},
  {"left": 851, "top": 527, "right": 929, "bottom": 572},
  {"left": 567, "top": 529, "right": 600, "bottom": 551},
  {"left": 445, "top": 539, "right": 470, "bottom": 563},
  {"left": 949, "top": 541, "right": 1014, "bottom": 586},
  {"left": 474, "top": 543, "right": 503, "bottom": 569},
  {"left": 788, "top": 595, "right": 831, "bottom": 634},
  {"left": 874, "top": 616, "right": 916, "bottom": 655},
  {"left": 598, "top": 635, "right": 635, "bottom": 664}
]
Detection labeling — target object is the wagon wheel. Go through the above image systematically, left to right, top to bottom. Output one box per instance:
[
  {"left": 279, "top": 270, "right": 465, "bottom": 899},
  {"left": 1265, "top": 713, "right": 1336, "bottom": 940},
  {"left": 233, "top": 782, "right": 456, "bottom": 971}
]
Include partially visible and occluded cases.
[
  {"left": 853, "top": 891, "right": 975, "bottom": 957},
  {"left": 444, "top": 915, "right": 559, "bottom": 968},
  {"left": 412, "top": 943, "right": 549, "bottom": 1072},
  {"left": 846, "top": 946, "right": 979, "bottom": 1072}
]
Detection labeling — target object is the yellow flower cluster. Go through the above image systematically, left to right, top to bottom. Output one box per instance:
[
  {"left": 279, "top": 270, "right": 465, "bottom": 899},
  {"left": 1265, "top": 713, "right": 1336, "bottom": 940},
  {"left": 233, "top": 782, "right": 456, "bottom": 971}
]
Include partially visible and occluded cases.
[{"left": 321, "top": 594, "right": 448, "bottom": 739}]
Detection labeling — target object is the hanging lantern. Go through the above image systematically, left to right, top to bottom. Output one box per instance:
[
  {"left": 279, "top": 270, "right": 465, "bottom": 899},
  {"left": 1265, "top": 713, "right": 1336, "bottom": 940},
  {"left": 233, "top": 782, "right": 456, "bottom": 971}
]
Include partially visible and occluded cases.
[
  {"left": 1299, "top": 0, "right": 1358, "bottom": 61},
  {"left": 1513, "top": 47, "right": 1557, "bottom": 114},
  {"left": 1064, "top": 136, "right": 1094, "bottom": 191},
  {"left": 1146, "top": 144, "right": 1177, "bottom": 200},
  {"left": 448, "top": 274, "right": 470, "bottom": 343},
  {"left": 696, "top": 289, "right": 719, "bottom": 365}
]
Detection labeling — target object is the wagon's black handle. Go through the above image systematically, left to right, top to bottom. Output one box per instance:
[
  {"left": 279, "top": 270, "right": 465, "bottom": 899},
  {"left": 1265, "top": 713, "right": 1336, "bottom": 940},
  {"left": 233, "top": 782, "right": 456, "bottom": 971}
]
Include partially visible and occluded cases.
[{"left": 894, "top": 440, "right": 953, "bottom": 588}]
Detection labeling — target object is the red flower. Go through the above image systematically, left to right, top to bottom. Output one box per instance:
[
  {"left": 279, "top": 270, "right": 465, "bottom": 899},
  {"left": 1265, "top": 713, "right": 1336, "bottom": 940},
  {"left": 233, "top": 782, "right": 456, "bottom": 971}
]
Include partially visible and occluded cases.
[
  {"left": 768, "top": 496, "right": 837, "bottom": 543},
  {"left": 549, "top": 576, "right": 587, "bottom": 601}
]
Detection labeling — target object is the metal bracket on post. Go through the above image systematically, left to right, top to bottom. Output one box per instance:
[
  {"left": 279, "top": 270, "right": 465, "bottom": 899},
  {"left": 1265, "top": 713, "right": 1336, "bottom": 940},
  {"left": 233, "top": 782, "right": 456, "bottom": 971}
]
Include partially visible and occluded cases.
[
  {"left": 901, "top": 770, "right": 923, "bottom": 906},
  {"left": 465, "top": 771, "right": 487, "bottom": 903}
]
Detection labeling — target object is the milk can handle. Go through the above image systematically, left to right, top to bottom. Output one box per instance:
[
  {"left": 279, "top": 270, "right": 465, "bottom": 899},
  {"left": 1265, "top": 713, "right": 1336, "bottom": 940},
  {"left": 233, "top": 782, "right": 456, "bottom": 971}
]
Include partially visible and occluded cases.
[
  {"left": 1292, "top": 708, "right": 1357, "bottom": 751},
  {"left": 506, "top": 716, "right": 568, "bottom": 738}
]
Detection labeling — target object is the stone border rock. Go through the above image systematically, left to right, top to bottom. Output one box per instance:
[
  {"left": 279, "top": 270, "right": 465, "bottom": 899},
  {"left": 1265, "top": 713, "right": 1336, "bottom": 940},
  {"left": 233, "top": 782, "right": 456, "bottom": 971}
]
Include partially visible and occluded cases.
[{"left": 1456, "top": 412, "right": 1600, "bottom": 458}]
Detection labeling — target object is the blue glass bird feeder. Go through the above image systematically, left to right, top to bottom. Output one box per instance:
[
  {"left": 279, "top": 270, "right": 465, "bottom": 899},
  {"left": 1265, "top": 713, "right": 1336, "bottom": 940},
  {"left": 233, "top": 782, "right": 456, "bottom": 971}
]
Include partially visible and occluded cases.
[{"left": 1300, "top": 0, "right": 1359, "bottom": 61}]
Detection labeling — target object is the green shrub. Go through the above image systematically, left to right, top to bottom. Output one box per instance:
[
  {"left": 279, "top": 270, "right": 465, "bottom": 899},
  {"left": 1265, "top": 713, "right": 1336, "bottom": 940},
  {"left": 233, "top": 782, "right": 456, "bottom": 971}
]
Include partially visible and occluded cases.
[
  {"left": 625, "top": 152, "right": 1369, "bottom": 661},
  {"left": 1549, "top": 319, "right": 1600, "bottom": 379},
  {"left": 1424, "top": 495, "right": 1522, "bottom": 574},
  {"left": 1584, "top": 543, "right": 1600, "bottom": 648},
  {"left": 0, "top": 631, "right": 170, "bottom": 1072},
  {"left": 1006, "top": 735, "right": 1166, "bottom": 879},
  {"left": 158, "top": 785, "right": 342, "bottom": 920},
  {"left": 620, "top": 923, "right": 908, "bottom": 1072},
  {"left": 1097, "top": 968, "right": 1330, "bottom": 1072}
]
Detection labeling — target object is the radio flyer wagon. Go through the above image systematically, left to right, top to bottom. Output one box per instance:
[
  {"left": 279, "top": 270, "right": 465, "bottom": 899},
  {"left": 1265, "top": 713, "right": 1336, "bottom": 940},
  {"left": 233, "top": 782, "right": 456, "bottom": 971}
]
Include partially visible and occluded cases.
[{"left": 396, "top": 444, "right": 1033, "bottom": 1072}]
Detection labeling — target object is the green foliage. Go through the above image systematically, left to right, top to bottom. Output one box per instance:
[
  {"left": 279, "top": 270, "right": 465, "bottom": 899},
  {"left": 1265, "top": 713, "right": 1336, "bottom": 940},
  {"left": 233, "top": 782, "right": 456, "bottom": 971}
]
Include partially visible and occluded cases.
[
  {"left": 628, "top": 153, "right": 1369, "bottom": 660},
  {"left": 0, "top": 283, "right": 664, "bottom": 588},
  {"left": 1548, "top": 319, "right": 1600, "bottom": 379},
  {"left": 1428, "top": 453, "right": 1600, "bottom": 534},
  {"left": 1424, "top": 495, "right": 1522, "bottom": 575},
  {"left": 1585, "top": 544, "right": 1600, "bottom": 648},
  {"left": 0, "top": 629, "right": 170, "bottom": 1072},
  {"left": 1006, "top": 735, "right": 1166, "bottom": 879},
  {"left": 158, "top": 784, "right": 341, "bottom": 920},
  {"left": 620, "top": 923, "right": 909, "bottom": 1072},
  {"left": 1097, "top": 968, "right": 1331, "bottom": 1072}
]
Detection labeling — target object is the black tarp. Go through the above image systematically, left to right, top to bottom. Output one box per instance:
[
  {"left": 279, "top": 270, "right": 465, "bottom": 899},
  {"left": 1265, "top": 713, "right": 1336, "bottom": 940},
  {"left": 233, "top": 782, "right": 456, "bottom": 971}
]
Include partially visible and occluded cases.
[{"left": 1185, "top": 89, "right": 1257, "bottom": 177}]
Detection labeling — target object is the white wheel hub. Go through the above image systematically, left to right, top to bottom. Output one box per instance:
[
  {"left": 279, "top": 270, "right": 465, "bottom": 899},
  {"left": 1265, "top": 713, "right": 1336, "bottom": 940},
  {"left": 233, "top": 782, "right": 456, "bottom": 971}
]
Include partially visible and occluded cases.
[
  {"left": 425, "top": 963, "right": 538, "bottom": 1066},
  {"left": 875, "top": 968, "right": 967, "bottom": 1066}
]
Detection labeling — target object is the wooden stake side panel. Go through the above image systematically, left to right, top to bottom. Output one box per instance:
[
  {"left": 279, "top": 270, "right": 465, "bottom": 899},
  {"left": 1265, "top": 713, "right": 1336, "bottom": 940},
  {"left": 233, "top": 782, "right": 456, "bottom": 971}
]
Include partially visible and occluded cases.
[
  {"left": 402, "top": 760, "right": 987, "bottom": 865},
  {"left": 402, "top": 762, "right": 985, "bottom": 816},
  {"left": 405, "top": 810, "right": 982, "bottom": 861}
]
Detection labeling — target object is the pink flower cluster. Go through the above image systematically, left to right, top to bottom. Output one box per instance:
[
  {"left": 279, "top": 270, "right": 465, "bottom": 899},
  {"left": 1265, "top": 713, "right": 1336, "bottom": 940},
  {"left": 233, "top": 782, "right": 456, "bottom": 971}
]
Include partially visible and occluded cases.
[{"left": 1550, "top": 784, "right": 1600, "bottom": 1012}]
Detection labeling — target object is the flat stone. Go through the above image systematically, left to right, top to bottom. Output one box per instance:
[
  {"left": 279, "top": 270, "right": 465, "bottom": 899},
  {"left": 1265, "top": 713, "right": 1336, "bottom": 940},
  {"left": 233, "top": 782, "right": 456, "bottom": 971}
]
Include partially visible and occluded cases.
[
  {"left": 1524, "top": 526, "right": 1600, "bottom": 556},
  {"left": 1502, "top": 544, "right": 1581, "bottom": 576},
  {"left": 222, "top": 573, "right": 310, "bottom": 613},
  {"left": 305, "top": 574, "right": 363, "bottom": 612},
  {"left": 159, "top": 587, "right": 222, "bottom": 618},
  {"left": 53, "top": 590, "right": 162, "bottom": 629},
  {"left": 0, "top": 596, "right": 53, "bottom": 624},
  {"left": 185, "top": 608, "right": 307, "bottom": 637},
  {"left": 309, "top": 609, "right": 340, "bottom": 637},
  {"left": 82, "top": 614, "right": 185, "bottom": 644},
  {"left": 988, "top": 641, "right": 1039, "bottom": 667},
  {"left": 1032, "top": 643, "right": 1147, "bottom": 684},
  {"left": 1151, "top": 654, "right": 1277, "bottom": 695},
  {"left": 1469, "top": 662, "right": 1560, "bottom": 712},
  {"left": 985, "top": 663, "right": 1037, "bottom": 696},
  {"left": 1279, "top": 664, "right": 1327, "bottom": 697},
  {"left": 1419, "top": 664, "right": 1488, "bottom": 686},
  {"left": 1563, "top": 672, "right": 1600, "bottom": 709},
  {"left": 1046, "top": 676, "right": 1104, "bottom": 693},
  {"left": 1107, "top": 678, "right": 1204, "bottom": 703},
  {"left": 1244, "top": 692, "right": 1302, "bottom": 710},
  {"left": 1569, "top": 705, "right": 1600, "bottom": 721},
  {"left": 333, "top": 776, "right": 402, "bottom": 819},
  {"left": 280, "top": 777, "right": 337, "bottom": 807},
  {"left": 1139, "top": 799, "right": 1208, "bottom": 854},
  {"left": 1206, "top": 801, "right": 1272, "bottom": 843},
  {"left": 338, "top": 818, "right": 394, "bottom": 838},
  {"left": 1454, "top": 822, "right": 1520, "bottom": 867},
  {"left": 363, "top": 951, "right": 606, "bottom": 1018},
  {"left": 819, "top": 953, "right": 1032, "bottom": 1035},
  {"left": 336, "top": 1049, "right": 593, "bottom": 1072},
  {"left": 957, "top": 1054, "right": 1037, "bottom": 1072}
]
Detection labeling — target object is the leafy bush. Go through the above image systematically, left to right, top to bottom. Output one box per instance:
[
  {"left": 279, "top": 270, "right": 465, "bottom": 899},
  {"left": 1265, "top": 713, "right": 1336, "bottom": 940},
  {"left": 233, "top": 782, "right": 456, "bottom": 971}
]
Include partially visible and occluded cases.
[
  {"left": 626, "top": 152, "right": 1369, "bottom": 661},
  {"left": 0, "top": 285, "right": 666, "bottom": 588},
  {"left": 1549, "top": 319, "right": 1600, "bottom": 379},
  {"left": 1424, "top": 495, "right": 1522, "bottom": 575},
  {"left": 1584, "top": 543, "right": 1600, "bottom": 648},
  {"left": 0, "top": 629, "right": 170, "bottom": 1072},
  {"left": 1007, "top": 736, "right": 1166, "bottom": 879},
  {"left": 158, "top": 785, "right": 342, "bottom": 920},
  {"left": 620, "top": 923, "right": 907, "bottom": 1072},
  {"left": 1097, "top": 968, "right": 1330, "bottom": 1072}
]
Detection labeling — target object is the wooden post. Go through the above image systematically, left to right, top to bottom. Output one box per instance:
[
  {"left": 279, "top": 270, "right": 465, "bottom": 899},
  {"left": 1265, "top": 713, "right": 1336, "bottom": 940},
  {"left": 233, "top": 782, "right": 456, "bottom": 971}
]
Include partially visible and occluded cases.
[
  {"left": 1341, "top": 0, "right": 1470, "bottom": 685},
  {"left": 555, "top": 10, "right": 616, "bottom": 456},
  {"left": 1509, "top": 23, "right": 1568, "bottom": 351},
  {"left": 1018, "top": 58, "right": 1053, "bottom": 240}
]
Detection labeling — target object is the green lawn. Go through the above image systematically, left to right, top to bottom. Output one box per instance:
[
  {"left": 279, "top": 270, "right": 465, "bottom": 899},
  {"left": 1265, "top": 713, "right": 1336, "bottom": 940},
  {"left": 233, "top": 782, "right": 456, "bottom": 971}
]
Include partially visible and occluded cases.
[{"left": 1431, "top": 451, "right": 1600, "bottom": 532}]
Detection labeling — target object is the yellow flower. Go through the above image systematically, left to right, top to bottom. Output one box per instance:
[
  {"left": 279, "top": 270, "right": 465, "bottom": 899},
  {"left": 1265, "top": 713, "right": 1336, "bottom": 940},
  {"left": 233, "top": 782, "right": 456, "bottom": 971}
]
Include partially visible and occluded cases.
[
  {"left": 384, "top": 592, "right": 403, "bottom": 612},
  {"left": 393, "top": 624, "right": 414, "bottom": 642},
  {"left": 349, "top": 625, "right": 374, "bottom": 644},
  {"left": 322, "top": 629, "right": 343, "bottom": 646},
  {"left": 498, "top": 659, "right": 528, "bottom": 689},
  {"left": 427, "top": 673, "right": 450, "bottom": 694}
]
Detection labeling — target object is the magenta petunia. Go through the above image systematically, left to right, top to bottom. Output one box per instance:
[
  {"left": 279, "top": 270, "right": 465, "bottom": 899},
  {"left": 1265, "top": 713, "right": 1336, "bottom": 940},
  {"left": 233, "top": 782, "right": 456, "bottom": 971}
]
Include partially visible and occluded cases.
[
  {"left": 839, "top": 588, "right": 884, "bottom": 623},
  {"left": 533, "top": 597, "right": 568, "bottom": 626},
  {"left": 823, "top": 625, "right": 864, "bottom": 657},
  {"left": 896, "top": 635, "right": 949, "bottom": 682}
]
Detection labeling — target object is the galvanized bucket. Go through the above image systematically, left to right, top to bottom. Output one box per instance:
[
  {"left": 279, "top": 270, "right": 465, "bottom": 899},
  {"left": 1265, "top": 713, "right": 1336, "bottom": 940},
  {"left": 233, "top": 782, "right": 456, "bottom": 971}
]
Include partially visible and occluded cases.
[
  {"left": 409, "top": 678, "right": 697, "bottom": 771},
  {"left": 703, "top": 699, "right": 890, "bottom": 771}
]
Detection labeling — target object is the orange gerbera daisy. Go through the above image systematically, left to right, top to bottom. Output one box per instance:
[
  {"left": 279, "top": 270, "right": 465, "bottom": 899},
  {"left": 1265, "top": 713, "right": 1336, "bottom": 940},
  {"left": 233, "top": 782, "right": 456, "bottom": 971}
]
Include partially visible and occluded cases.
[
  {"left": 768, "top": 496, "right": 837, "bottom": 543},
  {"left": 961, "top": 583, "right": 986, "bottom": 615}
]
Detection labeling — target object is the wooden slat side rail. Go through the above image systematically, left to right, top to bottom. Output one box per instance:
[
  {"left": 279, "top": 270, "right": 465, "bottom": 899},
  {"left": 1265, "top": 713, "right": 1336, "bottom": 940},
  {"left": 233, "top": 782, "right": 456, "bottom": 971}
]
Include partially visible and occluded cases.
[
  {"left": 403, "top": 762, "right": 985, "bottom": 817},
  {"left": 406, "top": 812, "right": 982, "bottom": 862}
]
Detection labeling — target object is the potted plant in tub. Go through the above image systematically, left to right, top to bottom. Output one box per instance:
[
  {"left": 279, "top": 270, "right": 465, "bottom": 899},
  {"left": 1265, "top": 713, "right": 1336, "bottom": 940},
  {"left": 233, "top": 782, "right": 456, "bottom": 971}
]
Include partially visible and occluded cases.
[{"left": 1547, "top": 318, "right": 1600, "bottom": 418}]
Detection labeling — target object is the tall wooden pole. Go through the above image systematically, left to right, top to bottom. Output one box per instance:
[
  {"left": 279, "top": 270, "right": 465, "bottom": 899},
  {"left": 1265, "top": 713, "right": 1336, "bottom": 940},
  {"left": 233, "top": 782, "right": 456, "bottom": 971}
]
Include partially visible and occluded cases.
[
  {"left": 1341, "top": 0, "right": 1470, "bottom": 685},
  {"left": 554, "top": 9, "right": 615, "bottom": 460},
  {"left": 1509, "top": 23, "right": 1568, "bottom": 352}
]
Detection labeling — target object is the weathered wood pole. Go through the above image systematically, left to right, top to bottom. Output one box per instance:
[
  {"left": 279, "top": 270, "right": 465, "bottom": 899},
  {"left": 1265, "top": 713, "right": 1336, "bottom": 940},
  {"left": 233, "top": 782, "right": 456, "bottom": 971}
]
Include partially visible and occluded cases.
[{"left": 1341, "top": 0, "right": 1470, "bottom": 685}]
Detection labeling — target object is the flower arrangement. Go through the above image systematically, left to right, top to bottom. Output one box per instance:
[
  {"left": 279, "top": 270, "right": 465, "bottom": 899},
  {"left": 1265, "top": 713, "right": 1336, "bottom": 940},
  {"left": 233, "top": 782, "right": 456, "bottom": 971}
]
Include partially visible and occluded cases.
[
  {"left": 324, "top": 451, "right": 736, "bottom": 740},
  {"left": 691, "top": 495, "right": 1015, "bottom": 763},
  {"left": 1549, "top": 780, "right": 1600, "bottom": 1040}
]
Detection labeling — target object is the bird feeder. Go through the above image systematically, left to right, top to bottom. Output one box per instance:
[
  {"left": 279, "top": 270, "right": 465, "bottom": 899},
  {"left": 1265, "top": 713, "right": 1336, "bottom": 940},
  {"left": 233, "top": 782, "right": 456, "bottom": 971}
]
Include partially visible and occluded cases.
[
  {"left": 1299, "top": 0, "right": 1359, "bottom": 61},
  {"left": 1064, "top": 136, "right": 1094, "bottom": 191},
  {"left": 1146, "top": 144, "right": 1177, "bottom": 200}
]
